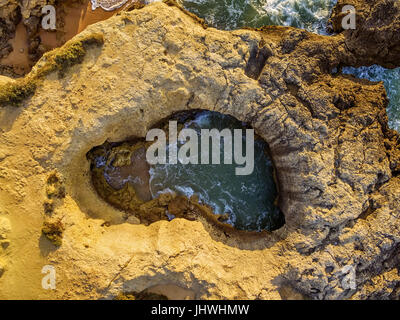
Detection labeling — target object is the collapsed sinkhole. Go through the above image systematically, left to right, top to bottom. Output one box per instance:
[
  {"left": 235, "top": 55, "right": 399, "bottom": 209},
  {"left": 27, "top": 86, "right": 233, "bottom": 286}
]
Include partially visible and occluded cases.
[{"left": 87, "top": 110, "right": 285, "bottom": 232}]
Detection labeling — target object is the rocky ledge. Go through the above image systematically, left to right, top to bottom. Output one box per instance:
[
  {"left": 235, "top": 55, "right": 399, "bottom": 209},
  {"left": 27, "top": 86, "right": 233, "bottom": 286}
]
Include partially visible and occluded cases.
[{"left": 0, "top": 0, "right": 399, "bottom": 299}]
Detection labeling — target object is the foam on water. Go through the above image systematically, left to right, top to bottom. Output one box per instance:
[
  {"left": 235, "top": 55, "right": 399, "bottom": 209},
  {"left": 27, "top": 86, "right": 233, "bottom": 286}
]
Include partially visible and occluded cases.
[{"left": 93, "top": 1, "right": 399, "bottom": 129}]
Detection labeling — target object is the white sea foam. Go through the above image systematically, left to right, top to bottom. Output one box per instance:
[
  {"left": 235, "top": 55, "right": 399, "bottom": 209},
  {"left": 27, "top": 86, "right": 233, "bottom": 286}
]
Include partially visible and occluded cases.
[
  {"left": 91, "top": 0, "right": 129, "bottom": 11},
  {"left": 91, "top": 0, "right": 160, "bottom": 11},
  {"left": 343, "top": 65, "right": 400, "bottom": 131}
]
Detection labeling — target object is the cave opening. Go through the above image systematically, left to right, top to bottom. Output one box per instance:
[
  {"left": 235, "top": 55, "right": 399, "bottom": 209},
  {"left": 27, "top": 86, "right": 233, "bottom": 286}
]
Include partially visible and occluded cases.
[{"left": 87, "top": 110, "right": 285, "bottom": 232}]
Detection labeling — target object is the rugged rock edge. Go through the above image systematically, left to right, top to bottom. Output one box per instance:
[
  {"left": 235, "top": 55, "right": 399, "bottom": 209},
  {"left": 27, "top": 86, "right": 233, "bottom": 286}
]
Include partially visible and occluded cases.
[{"left": 0, "top": 0, "right": 399, "bottom": 299}]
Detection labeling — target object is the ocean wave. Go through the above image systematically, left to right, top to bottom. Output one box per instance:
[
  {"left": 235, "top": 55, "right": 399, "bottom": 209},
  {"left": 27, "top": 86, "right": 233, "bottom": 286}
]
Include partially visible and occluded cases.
[{"left": 178, "top": 0, "right": 335, "bottom": 32}]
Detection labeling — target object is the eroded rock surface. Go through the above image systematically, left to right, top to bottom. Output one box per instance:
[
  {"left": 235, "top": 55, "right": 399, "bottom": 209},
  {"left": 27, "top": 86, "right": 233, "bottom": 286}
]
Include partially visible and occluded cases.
[
  {"left": 0, "top": 0, "right": 399, "bottom": 299},
  {"left": 0, "top": 0, "right": 20, "bottom": 61},
  {"left": 0, "top": 215, "right": 11, "bottom": 277}
]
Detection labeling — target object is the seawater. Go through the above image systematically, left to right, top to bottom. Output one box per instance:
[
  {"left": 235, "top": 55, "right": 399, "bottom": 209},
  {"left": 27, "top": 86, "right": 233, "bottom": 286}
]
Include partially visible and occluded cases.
[
  {"left": 177, "top": 0, "right": 400, "bottom": 131},
  {"left": 149, "top": 111, "right": 284, "bottom": 231}
]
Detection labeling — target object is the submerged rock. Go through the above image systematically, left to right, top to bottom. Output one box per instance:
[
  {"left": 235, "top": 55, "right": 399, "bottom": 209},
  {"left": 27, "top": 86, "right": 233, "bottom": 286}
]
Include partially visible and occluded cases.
[{"left": 0, "top": 0, "right": 399, "bottom": 300}]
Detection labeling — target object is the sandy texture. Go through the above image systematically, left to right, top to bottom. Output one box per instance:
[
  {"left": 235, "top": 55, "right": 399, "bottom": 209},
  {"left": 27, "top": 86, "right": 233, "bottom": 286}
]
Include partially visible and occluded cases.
[
  {"left": 0, "top": 0, "right": 399, "bottom": 299},
  {"left": 0, "top": 0, "right": 132, "bottom": 76},
  {"left": 330, "top": 0, "right": 400, "bottom": 68}
]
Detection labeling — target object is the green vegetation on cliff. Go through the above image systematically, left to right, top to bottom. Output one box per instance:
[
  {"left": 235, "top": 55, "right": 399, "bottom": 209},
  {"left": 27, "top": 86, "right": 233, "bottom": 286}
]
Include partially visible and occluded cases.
[{"left": 0, "top": 33, "right": 104, "bottom": 107}]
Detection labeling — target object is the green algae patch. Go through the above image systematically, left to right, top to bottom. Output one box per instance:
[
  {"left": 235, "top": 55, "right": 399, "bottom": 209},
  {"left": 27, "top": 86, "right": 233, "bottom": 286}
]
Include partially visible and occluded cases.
[
  {"left": 34, "top": 32, "right": 105, "bottom": 79},
  {"left": 0, "top": 33, "right": 104, "bottom": 108},
  {"left": 48, "top": 33, "right": 104, "bottom": 77}
]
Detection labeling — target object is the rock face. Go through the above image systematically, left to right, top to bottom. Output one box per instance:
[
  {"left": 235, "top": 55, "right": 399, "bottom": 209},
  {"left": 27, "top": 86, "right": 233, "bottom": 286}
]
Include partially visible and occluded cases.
[
  {"left": 0, "top": 0, "right": 399, "bottom": 299},
  {"left": 0, "top": 0, "right": 20, "bottom": 61},
  {"left": 0, "top": 0, "right": 122, "bottom": 76},
  {"left": 0, "top": 0, "right": 51, "bottom": 71},
  {"left": 329, "top": 0, "right": 400, "bottom": 68},
  {"left": 0, "top": 215, "right": 11, "bottom": 277}
]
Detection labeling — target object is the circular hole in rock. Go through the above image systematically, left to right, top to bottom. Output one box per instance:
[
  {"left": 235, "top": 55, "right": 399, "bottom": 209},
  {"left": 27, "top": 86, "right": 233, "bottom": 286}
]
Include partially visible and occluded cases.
[{"left": 87, "top": 110, "right": 285, "bottom": 232}]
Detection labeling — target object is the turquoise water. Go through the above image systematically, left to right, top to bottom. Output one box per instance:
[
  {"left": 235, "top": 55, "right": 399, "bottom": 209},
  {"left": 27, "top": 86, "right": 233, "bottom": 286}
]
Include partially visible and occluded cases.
[
  {"left": 178, "top": 0, "right": 400, "bottom": 131},
  {"left": 178, "top": 0, "right": 335, "bottom": 31},
  {"left": 149, "top": 111, "right": 284, "bottom": 231}
]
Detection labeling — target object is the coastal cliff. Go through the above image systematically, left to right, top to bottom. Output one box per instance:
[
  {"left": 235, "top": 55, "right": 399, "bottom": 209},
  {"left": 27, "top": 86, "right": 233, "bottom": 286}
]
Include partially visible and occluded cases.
[{"left": 0, "top": 0, "right": 399, "bottom": 299}]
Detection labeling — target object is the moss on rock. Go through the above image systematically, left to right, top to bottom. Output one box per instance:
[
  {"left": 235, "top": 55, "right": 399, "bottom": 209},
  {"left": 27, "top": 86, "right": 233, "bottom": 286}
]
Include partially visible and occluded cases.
[{"left": 0, "top": 33, "right": 104, "bottom": 108}]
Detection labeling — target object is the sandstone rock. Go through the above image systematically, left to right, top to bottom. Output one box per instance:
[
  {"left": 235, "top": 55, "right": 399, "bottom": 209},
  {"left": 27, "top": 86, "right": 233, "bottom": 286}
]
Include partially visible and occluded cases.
[
  {"left": 0, "top": 1, "right": 398, "bottom": 300},
  {"left": 0, "top": 75, "right": 15, "bottom": 85},
  {"left": 126, "top": 215, "right": 140, "bottom": 225},
  {"left": 0, "top": 216, "right": 11, "bottom": 240},
  {"left": 0, "top": 261, "right": 5, "bottom": 277}
]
